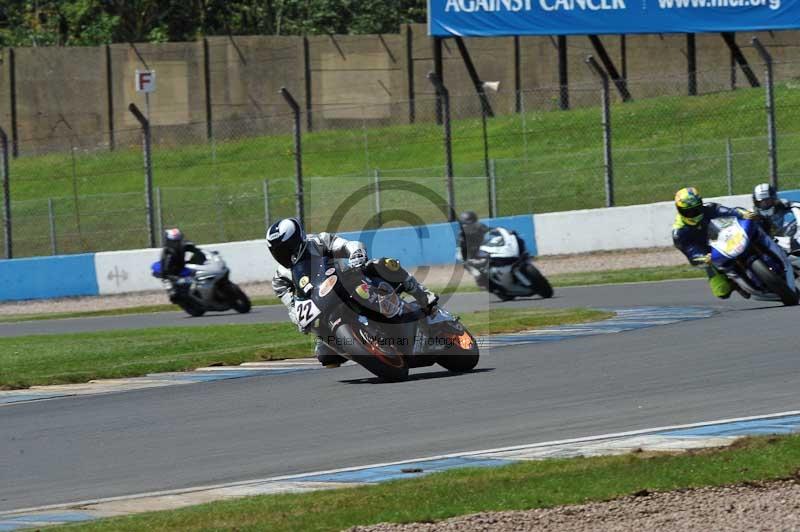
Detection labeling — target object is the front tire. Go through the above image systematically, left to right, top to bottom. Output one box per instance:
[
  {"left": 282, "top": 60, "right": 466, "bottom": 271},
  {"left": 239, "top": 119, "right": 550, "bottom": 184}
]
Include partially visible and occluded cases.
[
  {"left": 752, "top": 259, "right": 799, "bottom": 306},
  {"left": 523, "top": 263, "right": 554, "bottom": 299},
  {"left": 227, "top": 284, "right": 252, "bottom": 313},
  {"left": 179, "top": 300, "right": 206, "bottom": 317},
  {"left": 334, "top": 324, "right": 409, "bottom": 381},
  {"left": 438, "top": 330, "right": 480, "bottom": 372}
]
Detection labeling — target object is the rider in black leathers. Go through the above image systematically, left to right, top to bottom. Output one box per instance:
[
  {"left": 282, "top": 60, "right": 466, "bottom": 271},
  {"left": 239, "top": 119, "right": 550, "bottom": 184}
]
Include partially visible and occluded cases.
[
  {"left": 457, "top": 211, "right": 493, "bottom": 289},
  {"left": 266, "top": 218, "right": 438, "bottom": 367},
  {"left": 159, "top": 228, "right": 207, "bottom": 302},
  {"left": 160, "top": 228, "right": 206, "bottom": 277}
]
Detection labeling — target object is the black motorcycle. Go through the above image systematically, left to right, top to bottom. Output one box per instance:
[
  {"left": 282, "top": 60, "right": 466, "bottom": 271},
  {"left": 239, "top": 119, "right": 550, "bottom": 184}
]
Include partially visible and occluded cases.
[{"left": 291, "top": 254, "right": 479, "bottom": 381}]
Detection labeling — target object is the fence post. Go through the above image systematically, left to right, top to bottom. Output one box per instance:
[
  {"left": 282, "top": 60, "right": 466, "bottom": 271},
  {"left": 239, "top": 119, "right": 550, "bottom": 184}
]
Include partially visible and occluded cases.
[
  {"left": 405, "top": 25, "right": 415, "bottom": 124},
  {"left": 303, "top": 37, "right": 313, "bottom": 132},
  {"left": 203, "top": 38, "right": 214, "bottom": 142},
  {"left": 752, "top": 38, "right": 778, "bottom": 190},
  {"left": 105, "top": 45, "right": 115, "bottom": 151},
  {"left": 9, "top": 49, "right": 18, "bottom": 158},
  {"left": 586, "top": 56, "right": 615, "bottom": 208},
  {"left": 427, "top": 72, "right": 456, "bottom": 221},
  {"left": 280, "top": 87, "right": 305, "bottom": 225},
  {"left": 128, "top": 103, "right": 157, "bottom": 248},
  {"left": 481, "top": 104, "right": 490, "bottom": 180},
  {"left": 0, "top": 127, "right": 10, "bottom": 258},
  {"left": 726, "top": 139, "right": 734, "bottom": 195},
  {"left": 488, "top": 159, "right": 498, "bottom": 218},
  {"left": 374, "top": 169, "right": 382, "bottom": 227},
  {"left": 263, "top": 179, "right": 272, "bottom": 228},
  {"left": 155, "top": 186, "right": 163, "bottom": 238},
  {"left": 48, "top": 198, "right": 57, "bottom": 255}
]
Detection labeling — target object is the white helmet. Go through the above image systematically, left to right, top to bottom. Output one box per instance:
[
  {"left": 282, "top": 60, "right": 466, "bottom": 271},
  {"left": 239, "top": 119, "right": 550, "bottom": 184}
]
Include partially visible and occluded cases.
[{"left": 752, "top": 183, "right": 778, "bottom": 217}]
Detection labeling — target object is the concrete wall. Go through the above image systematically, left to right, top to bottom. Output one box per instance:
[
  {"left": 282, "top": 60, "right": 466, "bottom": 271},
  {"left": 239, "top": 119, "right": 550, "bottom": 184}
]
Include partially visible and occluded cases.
[
  {"left": 5, "top": 28, "right": 800, "bottom": 154},
  {"left": 2, "top": 184, "right": 800, "bottom": 301},
  {"left": 533, "top": 193, "right": 753, "bottom": 255}
]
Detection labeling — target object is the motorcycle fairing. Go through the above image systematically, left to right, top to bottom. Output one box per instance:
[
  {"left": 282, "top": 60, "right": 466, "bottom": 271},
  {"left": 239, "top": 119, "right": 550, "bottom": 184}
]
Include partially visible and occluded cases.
[{"left": 709, "top": 217, "right": 749, "bottom": 261}]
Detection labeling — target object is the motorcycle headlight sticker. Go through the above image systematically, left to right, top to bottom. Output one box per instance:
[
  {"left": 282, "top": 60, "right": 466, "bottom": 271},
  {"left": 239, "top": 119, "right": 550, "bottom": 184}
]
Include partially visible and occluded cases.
[
  {"left": 318, "top": 275, "right": 338, "bottom": 298},
  {"left": 355, "top": 283, "right": 371, "bottom": 300}
]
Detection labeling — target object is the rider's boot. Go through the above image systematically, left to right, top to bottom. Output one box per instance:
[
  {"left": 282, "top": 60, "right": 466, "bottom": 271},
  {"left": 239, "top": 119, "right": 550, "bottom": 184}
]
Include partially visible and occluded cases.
[{"left": 315, "top": 340, "right": 347, "bottom": 368}]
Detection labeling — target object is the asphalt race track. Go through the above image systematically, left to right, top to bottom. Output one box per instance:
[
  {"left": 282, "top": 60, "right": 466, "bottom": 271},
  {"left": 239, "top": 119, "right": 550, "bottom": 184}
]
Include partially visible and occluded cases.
[
  {"left": 0, "top": 278, "right": 763, "bottom": 337},
  {"left": 3, "top": 278, "right": 800, "bottom": 513}
]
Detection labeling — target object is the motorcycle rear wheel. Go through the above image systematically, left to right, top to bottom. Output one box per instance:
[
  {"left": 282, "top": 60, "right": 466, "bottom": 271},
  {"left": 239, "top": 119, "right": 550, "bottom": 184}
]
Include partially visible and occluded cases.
[
  {"left": 751, "top": 259, "right": 799, "bottom": 306},
  {"left": 334, "top": 324, "right": 409, "bottom": 381},
  {"left": 437, "top": 330, "right": 479, "bottom": 373}
]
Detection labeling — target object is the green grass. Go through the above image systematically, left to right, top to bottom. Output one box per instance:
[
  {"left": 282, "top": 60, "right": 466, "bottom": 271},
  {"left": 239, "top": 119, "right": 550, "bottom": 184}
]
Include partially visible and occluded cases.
[
  {"left": 9, "top": 84, "right": 800, "bottom": 257},
  {"left": 549, "top": 264, "right": 705, "bottom": 287},
  {"left": 0, "top": 296, "right": 282, "bottom": 323},
  {"left": 0, "top": 307, "right": 609, "bottom": 389},
  {"left": 55, "top": 434, "right": 800, "bottom": 532}
]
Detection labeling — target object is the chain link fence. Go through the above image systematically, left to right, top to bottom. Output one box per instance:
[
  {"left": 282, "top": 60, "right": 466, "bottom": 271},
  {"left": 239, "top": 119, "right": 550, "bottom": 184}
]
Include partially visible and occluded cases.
[{"left": 0, "top": 40, "right": 794, "bottom": 258}]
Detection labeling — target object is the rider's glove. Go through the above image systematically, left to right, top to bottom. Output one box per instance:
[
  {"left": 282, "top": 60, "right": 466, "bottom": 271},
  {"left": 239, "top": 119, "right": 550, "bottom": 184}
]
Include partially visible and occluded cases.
[
  {"left": 739, "top": 209, "right": 761, "bottom": 221},
  {"left": 348, "top": 249, "right": 367, "bottom": 269},
  {"left": 691, "top": 253, "right": 712, "bottom": 266}
]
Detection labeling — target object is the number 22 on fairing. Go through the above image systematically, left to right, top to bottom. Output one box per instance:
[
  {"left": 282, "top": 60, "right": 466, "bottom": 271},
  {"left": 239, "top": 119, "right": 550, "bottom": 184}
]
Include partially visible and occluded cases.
[{"left": 296, "top": 300, "right": 322, "bottom": 329}]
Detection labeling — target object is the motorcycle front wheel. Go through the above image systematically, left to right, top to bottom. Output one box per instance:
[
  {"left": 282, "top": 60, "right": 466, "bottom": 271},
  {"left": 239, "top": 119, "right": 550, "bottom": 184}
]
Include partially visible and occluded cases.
[
  {"left": 751, "top": 259, "right": 799, "bottom": 306},
  {"left": 523, "top": 263, "right": 554, "bottom": 299},
  {"left": 226, "top": 284, "right": 252, "bottom": 313},
  {"left": 179, "top": 300, "right": 206, "bottom": 317},
  {"left": 334, "top": 324, "right": 409, "bottom": 381},
  {"left": 437, "top": 329, "right": 479, "bottom": 373}
]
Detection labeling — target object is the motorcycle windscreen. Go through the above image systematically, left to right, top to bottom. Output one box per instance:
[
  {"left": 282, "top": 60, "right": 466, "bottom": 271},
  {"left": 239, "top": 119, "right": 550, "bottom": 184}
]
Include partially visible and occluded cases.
[{"left": 709, "top": 217, "right": 749, "bottom": 260}]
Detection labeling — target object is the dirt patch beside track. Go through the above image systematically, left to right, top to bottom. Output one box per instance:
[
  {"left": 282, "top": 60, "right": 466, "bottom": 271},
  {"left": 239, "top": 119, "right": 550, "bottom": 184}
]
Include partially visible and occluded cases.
[{"left": 350, "top": 479, "right": 800, "bottom": 532}]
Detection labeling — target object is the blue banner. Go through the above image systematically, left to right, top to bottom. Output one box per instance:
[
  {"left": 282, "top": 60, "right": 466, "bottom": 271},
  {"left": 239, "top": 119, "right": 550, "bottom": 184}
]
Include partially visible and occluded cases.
[{"left": 428, "top": 0, "right": 800, "bottom": 36}]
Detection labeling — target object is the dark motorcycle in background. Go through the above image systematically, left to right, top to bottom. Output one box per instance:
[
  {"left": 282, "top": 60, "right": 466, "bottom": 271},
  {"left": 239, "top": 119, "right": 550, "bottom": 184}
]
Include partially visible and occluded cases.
[
  {"left": 151, "top": 251, "right": 252, "bottom": 317},
  {"left": 291, "top": 255, "right": 479, "bottom": 381}
]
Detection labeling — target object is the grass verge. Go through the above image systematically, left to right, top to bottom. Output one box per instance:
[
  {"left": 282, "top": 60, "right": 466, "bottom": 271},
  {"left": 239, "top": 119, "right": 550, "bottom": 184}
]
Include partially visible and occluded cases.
[
  {"left": 548, "top": 264, "right": 705, "bottom": 287},
  {"left": 0, "top": 295, "right": 281, "bottom": 324},
  {"left": 0, "top": 307, "right": 609, "bottom": 389},
  {"left": 55, "top": 434, "right": 800, "bottom": 532}
]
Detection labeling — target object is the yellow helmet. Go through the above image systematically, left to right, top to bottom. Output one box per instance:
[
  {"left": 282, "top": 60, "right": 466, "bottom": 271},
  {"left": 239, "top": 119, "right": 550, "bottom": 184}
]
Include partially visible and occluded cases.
[{"left": 675, "top": 187, "right": 704, "bottom": 226}]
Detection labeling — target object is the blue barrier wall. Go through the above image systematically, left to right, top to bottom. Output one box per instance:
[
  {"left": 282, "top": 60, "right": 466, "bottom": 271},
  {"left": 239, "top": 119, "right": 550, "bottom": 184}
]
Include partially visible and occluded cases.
[
  {"left": 781, "top": 191, "right": 800, "bottom": 203},
  {"left": 341, "top": 215, "right": 536, "bottom": 269},
  {"left": 0, "top": 253, "right": 99, "bottom": 301}
]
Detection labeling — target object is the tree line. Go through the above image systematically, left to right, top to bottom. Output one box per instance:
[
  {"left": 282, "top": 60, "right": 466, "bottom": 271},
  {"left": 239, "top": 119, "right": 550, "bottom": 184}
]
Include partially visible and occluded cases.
[{"left": 0, "top": 1, "right": 427, "bottom": 46}]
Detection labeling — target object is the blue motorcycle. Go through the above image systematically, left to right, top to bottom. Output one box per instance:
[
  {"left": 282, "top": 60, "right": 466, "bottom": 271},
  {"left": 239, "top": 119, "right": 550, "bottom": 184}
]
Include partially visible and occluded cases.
[{"left": 708, "top": 215, "right": 799, "bottom": 306}]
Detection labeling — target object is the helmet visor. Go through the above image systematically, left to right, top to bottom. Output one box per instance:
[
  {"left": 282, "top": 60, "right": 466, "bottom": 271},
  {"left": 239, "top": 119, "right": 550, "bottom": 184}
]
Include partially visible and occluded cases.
[
  {"left": 755, "top": 197, "right": 776, "bottom": 211},
  {"left": 678, "top": 205, "right": 703, "bottom": 220},
  {"left": 271, "top": 245, "right": 294, "bottom": 268}
]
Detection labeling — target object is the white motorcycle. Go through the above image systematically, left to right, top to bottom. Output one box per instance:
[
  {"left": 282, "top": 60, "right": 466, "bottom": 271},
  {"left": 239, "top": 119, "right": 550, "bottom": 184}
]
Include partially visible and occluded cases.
[
  {"left": 765, "top": 204, "right": 800, "bottom": 276},
  {"left": 463, "top": 227, "right": 553, "bottom": 301},
  {"left": 151, "top": 251, "right": 252, "bottom": 317}
]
